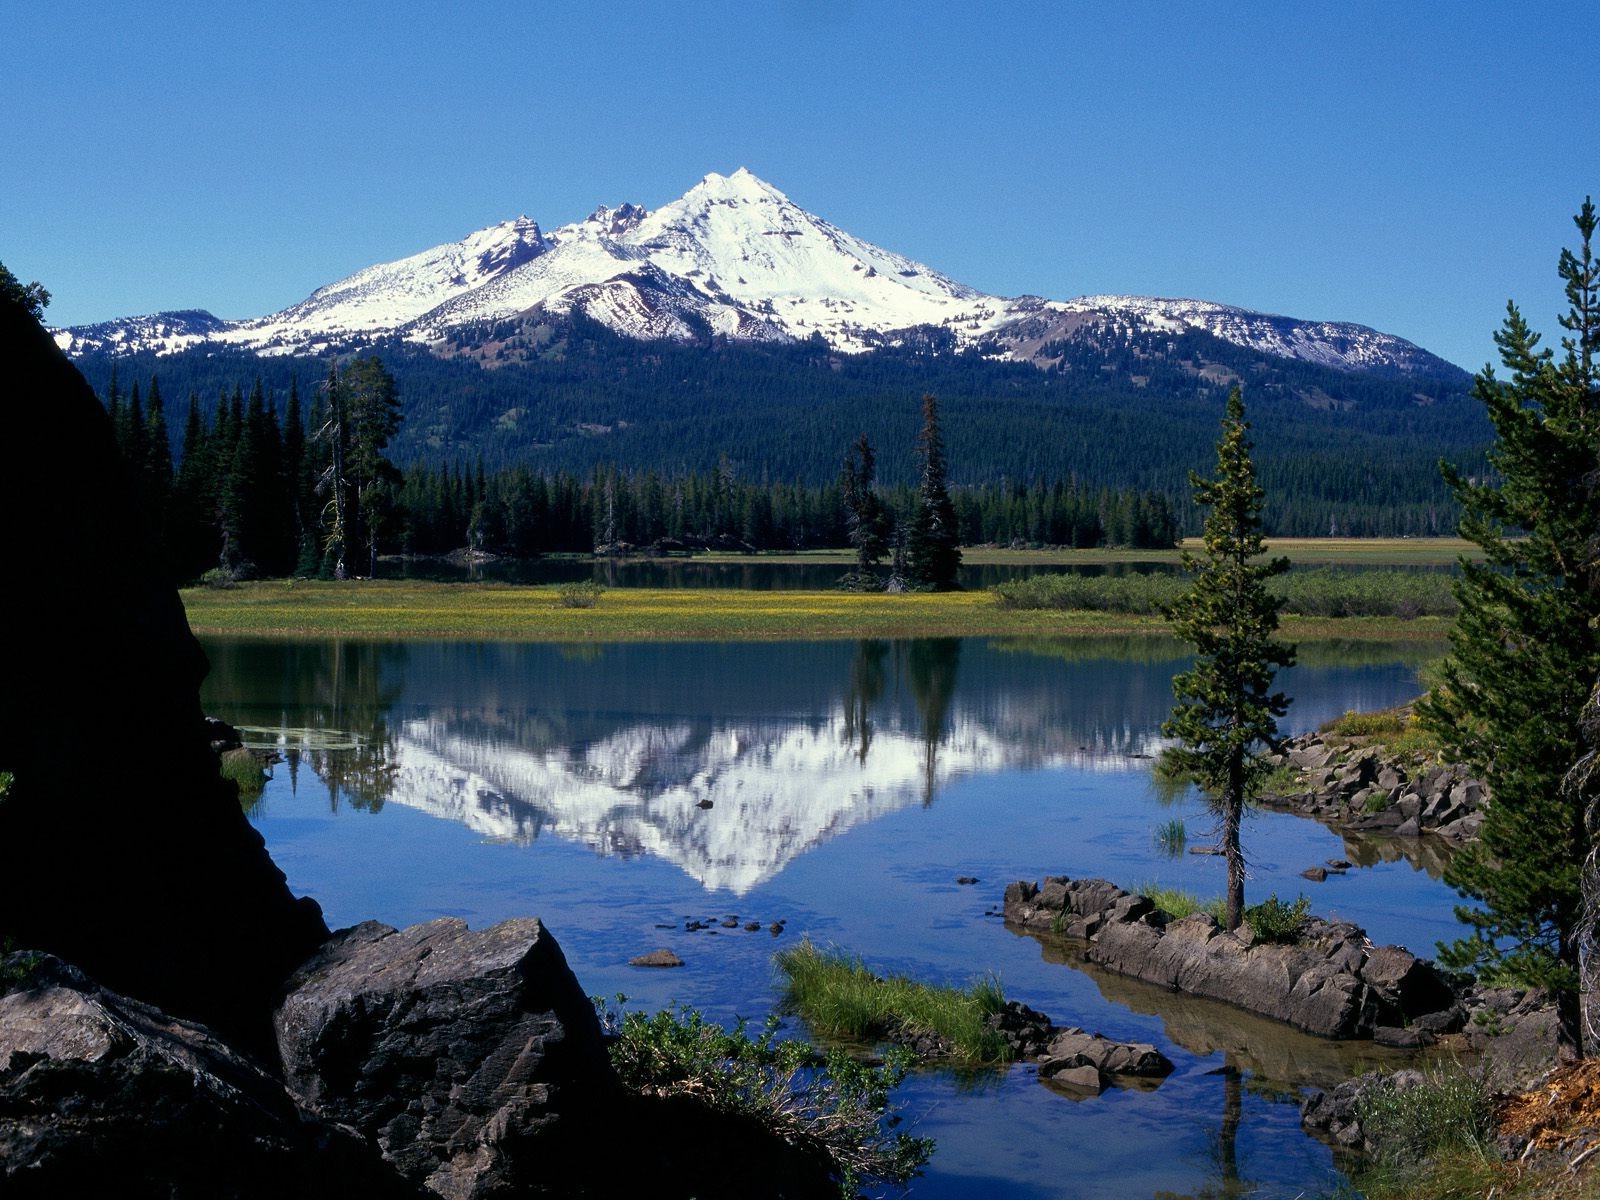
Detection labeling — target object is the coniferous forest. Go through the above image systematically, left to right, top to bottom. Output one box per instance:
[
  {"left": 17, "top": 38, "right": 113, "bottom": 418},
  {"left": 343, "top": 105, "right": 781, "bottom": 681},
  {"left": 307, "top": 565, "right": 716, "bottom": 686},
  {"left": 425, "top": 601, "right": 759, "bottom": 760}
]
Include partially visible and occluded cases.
[{"left": 78, "top": 310, "right": 1489, "bottom": 581}]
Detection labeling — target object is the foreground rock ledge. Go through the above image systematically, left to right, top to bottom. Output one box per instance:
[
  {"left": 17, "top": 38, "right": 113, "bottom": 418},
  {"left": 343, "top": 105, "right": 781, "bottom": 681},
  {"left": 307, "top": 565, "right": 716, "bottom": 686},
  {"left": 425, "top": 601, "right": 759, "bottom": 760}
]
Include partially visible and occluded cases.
[
  {"left": 1004, "top": 875, "right": 1460, "bottom": 1040},
  {"left": 274, "top": 917, "right": 613, "bottom": 1200},
  {"left": 0, "top": 953, "right": 416, "bottom": 1199}
]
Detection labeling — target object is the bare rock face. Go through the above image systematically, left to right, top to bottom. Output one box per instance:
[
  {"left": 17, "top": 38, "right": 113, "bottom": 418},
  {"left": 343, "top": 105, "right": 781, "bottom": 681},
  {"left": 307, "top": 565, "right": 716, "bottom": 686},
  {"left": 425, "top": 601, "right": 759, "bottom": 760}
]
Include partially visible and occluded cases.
[
  {"left": 1004, "top": 876, "right": 1461, "bottom": 1040},
  {"left": 274, "top": 918, "right": 615, "bottom": 1200},
  {"left": 0, "top": 953, "right": 416, "bottom": 1200}
]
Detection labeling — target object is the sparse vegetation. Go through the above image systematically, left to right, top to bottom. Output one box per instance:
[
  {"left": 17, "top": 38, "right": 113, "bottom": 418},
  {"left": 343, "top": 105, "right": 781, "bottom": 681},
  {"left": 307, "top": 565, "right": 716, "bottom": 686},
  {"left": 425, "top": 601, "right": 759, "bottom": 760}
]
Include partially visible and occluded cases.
[
  {"left": 993, "top": 567, "right": 1457, "bottom": 619},
  {"left": 556, "top": 579, "right": 604, "bottom": 608},
  {"left": 1320, "top": 709, "right": 1408, "bottom": 738},
  {"left": 219, "top": 748, "right": 266, "bottom": 804},
  {"left": 1153, "top": 817, "right": 1188, "bottom": 858},
  {"left": 1139, "top": 884, "right": 1228, "bottom": 925},
  {"left": 1243, "top": 893, "right": 1311, "bottom": 943},
  {"left": 774, "top": 941, "right": 1008, "bottom": 1066},
  {"left": 596, "top": 996, "right": 934, "bottom": 1198},
  {"left": 1352, "top": 1066, "right": 1496, "bottom": 1195}
]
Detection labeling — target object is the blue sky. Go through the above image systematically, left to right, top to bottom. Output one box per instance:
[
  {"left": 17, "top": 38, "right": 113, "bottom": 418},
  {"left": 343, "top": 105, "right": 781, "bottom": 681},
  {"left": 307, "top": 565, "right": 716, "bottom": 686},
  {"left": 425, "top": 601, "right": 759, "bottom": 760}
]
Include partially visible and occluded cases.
[{"left": 5, "top": 1, "right": 1594, "bottom": 369}]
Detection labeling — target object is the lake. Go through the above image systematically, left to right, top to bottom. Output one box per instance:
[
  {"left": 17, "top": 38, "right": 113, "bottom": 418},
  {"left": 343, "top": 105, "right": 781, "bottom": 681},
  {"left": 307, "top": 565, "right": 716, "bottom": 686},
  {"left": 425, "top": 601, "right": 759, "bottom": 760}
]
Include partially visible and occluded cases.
[{"left": 202, "top": 635, "right": 1455, "bottom": 1199}]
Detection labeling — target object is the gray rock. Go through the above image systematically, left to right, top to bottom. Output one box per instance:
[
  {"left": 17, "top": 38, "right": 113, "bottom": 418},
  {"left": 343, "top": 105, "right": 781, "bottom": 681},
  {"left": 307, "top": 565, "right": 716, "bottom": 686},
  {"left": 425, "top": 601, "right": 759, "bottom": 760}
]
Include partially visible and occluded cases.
[
  {"left": 1301, "top": 866, "right": 1329, "bottom": 882},
  {"left": 1004, "top": 875, "right": 1461, "bottom": 1040},
  {"left": 274, "top": 918, "right": 615, "bottom": 1200},
  {"left": 632, "top": 948, "right": 686, "bottom": 966},
  {"left": 0, "top": 954, "right": 415, "bottom": 1200},
  {"left": 1043, "top": 1063, "right": 1103, "bottom": 1093}
]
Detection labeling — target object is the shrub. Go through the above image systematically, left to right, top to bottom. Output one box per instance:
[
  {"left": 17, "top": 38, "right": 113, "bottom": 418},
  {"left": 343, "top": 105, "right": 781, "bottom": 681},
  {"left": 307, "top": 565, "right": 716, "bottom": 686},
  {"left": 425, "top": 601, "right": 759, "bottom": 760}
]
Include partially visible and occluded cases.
[
  {"left": 557, "top": 580, "right": 604, "bottom": 608},
  {"left": 1320, "top": 709, "right": 1409, "bottom": 738},
  {"left": 1244, "top": 893, "right": 1311, "bottom": 943},
  {"left": 775, "top": 941, "right": 1007, "bottom": 1066},
  {"left": 596, "top": 997, "right": 934, "bottom": 1197}
]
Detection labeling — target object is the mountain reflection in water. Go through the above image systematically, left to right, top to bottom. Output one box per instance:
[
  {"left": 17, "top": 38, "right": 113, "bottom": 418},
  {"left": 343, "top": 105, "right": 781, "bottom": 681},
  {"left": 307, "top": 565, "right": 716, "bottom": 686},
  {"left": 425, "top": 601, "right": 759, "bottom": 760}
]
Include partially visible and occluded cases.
[{"left": 204, "top": 637, "right": 1432, "bottom": 895}]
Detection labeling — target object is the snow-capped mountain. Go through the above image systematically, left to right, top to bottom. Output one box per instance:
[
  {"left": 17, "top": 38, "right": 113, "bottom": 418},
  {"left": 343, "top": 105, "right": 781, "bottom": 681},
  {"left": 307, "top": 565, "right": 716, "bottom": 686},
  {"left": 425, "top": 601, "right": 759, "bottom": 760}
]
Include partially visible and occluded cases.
[{"left": 52, "top": 168, "right": 1459, "bottom": 378}]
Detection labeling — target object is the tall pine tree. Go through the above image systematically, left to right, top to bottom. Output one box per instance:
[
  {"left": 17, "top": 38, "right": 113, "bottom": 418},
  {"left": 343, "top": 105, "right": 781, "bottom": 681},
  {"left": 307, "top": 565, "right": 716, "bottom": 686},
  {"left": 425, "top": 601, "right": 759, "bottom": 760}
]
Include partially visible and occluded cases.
[
  {"left": 1419, "top": 198, "right": 1600, "bottom": 1061},
  {"left": 1162, "top": 388, "right": 1296, "bottom": 932},
  {"left": 904, "top": 394, "right": 962, "bottom": 590},
  {"left": 840, "top": 433, "right": 890, "bottom": 587}
]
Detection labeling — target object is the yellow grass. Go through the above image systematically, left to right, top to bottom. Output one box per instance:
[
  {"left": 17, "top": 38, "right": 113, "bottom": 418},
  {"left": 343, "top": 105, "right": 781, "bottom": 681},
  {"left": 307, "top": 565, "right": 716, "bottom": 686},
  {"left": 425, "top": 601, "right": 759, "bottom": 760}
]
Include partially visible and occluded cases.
[{"left": 180, "top": 580, "right": 1453, "bottom": 643}]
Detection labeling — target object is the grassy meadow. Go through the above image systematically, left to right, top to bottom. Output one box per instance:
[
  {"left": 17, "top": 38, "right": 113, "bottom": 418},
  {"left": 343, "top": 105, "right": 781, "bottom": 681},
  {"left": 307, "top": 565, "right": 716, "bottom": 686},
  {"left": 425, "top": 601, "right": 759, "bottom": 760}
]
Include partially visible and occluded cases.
[{"left": 180, "top": 576, "right": 1453, "bottom": 643}]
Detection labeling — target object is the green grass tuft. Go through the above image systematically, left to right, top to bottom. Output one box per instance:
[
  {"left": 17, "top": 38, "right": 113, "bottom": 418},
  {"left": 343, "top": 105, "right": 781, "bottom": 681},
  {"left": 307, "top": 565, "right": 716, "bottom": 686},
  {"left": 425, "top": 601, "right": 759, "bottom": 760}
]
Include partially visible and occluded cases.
[
  {"left": 1321, "top": 708, "right": 1409, "bottom": 738},
  {"left": 1152, "top": 817, "right": 1188, "bottom": 858},
  {"left": 1138, "top": 883, "right": 1228, "bottom": 924},
  {"left": 775, "top": 941, "right": 1008, "bottom": 1066},
  {"left": 596, "top": 996, "right": 934, "bottom": 1197}
]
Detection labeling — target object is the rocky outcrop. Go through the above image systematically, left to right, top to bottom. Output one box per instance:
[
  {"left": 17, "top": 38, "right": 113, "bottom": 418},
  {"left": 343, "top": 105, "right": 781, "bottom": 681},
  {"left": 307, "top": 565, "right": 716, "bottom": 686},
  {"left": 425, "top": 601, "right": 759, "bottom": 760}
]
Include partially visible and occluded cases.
[
  {"left": 0, "top": 301, "right": 327, "bottom": 1056},
  {"left": 1262, "top": 730, "right": 1486, "bottom": 845},
  {"left": 1004, "top": 875, "right": 1460, "bottom": 1040},
  {"left": 274, "top": 918, "right": 615, "bottom": 1200},
  {"left": 0, "top": 954, "right": 418, "bottom": 1200},
  {"left": 980, "top": 999, "right": 1173, "bottom": 1094}
]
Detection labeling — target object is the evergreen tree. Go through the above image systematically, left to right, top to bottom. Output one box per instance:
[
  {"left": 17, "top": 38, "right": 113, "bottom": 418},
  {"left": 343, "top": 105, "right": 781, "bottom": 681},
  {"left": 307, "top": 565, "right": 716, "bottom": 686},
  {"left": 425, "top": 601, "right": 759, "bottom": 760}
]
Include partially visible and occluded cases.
[
  {"left": 1418, "top": 198, "right": 1600, "bottom": 1061},
  {"left": 341, "top": 356, "right": 402, "bottom": 576},
  {"left": 314, "top": 362, "right": 350, "bottom": 579},
  {"left": 140, "top": 376, "right": 174, "bottom": 572},
  {"left": 1162, "top": 388, "right": 1296, "bottom": 932},
  {"left": 171, "top": 391, "right": 213, "bottom": 578},
  {"left": 904, "top": 394, "right": 962, "bottom": 590},
  {"left": 840, "top": 433, "right": 890, "bottom": 586}
]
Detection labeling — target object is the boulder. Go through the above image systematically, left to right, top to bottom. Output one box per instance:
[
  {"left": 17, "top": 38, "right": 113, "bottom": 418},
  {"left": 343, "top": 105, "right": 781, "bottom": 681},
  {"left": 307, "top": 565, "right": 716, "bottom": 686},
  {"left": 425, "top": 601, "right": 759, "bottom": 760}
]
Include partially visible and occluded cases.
[
  {"left": 274, "top": 918, "right": 615, "bottom": 1200},
  {"left": 0, "top": 953, "right": 415, "bottom": 1200}
]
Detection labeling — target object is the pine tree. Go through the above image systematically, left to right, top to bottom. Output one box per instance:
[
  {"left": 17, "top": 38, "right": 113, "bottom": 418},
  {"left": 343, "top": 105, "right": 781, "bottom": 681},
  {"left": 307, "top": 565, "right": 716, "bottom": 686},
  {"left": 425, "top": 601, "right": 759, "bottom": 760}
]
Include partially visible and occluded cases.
[
  {"left": 1418, "top": 198, "right": 1600, "bottom": 1061},
  {"left": 341, "top": 356, "right": 402, "bottom": 576},
  {"left": 314, "top": 362, "right": 350, "bottom": 579},
  {"left": 142, "top": 376, "right": 174, "bottom": 571},
  {"left": 1162, "top": 388, "right": 1296, "bottom": 932},
  {"left": 904, "top": 394, "right": 962, "bottom": 590},
  {"left": 840, "top": 433, "right": 890, "bottom": 587}
]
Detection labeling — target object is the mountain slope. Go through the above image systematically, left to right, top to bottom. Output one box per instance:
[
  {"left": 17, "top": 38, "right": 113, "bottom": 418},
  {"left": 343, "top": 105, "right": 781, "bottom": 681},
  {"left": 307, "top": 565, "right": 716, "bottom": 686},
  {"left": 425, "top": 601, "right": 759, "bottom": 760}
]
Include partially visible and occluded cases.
[{"left": 52, "top": 168, "right": 1465, "bottom": 381}]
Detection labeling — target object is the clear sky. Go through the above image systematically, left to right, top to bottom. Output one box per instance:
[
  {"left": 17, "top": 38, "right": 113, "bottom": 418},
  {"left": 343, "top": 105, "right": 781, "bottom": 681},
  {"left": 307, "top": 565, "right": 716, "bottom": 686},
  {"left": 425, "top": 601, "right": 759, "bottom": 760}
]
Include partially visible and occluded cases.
[{"left": 5, "top": 1, "right": 1594, "bottom": 370}]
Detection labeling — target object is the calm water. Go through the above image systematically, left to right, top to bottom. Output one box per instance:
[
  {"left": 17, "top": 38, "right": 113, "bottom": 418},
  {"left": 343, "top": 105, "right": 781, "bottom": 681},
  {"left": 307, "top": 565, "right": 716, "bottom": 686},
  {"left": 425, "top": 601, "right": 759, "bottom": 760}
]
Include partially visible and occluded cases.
[{"left": 202, "top": 636, "right": 1455, "bottom": 1199}]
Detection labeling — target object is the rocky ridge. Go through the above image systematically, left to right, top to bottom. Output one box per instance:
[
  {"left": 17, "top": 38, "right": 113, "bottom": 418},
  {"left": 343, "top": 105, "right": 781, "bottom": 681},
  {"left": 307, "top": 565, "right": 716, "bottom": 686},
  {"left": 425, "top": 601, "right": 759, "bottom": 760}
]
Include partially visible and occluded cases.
[
  {"left": 1260, "top": 727, "right": 1487, "bottom": 845},
  {"left": 1003, "top": 875, "right": 1460, "bottom": 1041}
]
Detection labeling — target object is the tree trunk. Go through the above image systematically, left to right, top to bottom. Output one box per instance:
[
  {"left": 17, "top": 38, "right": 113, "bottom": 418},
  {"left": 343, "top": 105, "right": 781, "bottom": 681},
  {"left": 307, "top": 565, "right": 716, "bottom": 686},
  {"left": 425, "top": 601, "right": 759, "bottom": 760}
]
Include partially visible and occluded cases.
[
  {"left": 1224, "top": 754, "right": 1245, "bottom": 932},
  {"left": 1558, "top": 936, "right": 1586, "bottom": 1061}
]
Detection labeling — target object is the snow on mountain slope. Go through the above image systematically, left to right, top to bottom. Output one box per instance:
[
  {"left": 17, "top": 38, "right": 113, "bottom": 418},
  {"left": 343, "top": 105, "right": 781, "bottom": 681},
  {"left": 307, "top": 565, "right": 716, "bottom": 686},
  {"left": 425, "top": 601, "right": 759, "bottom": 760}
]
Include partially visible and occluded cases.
[{"left": 52, "top": 168, "right": 1460, "bottom": 378}]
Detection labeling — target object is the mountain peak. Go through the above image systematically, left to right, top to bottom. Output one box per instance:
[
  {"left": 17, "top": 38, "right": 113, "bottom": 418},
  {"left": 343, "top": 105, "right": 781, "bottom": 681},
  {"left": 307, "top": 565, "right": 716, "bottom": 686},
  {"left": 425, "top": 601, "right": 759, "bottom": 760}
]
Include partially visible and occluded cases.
[
  {"left": 50, "top": 167, "right": 1463, "bottom": 379},
  {"left": 687, "top": 167, "right": 789, "bottom": 205}
]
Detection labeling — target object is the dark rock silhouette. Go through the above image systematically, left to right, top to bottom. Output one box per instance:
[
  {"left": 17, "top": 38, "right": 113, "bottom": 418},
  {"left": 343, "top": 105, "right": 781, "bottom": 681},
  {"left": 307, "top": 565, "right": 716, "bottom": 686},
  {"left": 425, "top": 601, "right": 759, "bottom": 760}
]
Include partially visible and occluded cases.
[
  {"left": 0, "top": 297, "right": 328, "bottom": 1057},
  {"left": 0, "top": 954, "right": 419, "bottom": 1199}
]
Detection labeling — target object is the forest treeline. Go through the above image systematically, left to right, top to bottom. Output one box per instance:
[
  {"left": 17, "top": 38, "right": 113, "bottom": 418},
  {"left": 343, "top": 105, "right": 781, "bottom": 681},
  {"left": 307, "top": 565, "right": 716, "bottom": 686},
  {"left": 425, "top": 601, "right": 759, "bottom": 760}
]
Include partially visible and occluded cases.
[
  {"left": 73, "top": 313, "right": 1486, "bottom": 540},
  {"left": 100, "top": 362, "right": 1180, "bottom": 583}
]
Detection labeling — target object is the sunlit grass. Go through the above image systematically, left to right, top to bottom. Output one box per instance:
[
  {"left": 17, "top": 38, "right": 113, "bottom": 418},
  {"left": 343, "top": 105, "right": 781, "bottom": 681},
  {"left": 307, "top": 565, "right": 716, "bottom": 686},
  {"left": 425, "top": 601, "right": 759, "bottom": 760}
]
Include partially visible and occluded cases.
[
  {"left": 181, "top": 579, "right": 1454, "bottom": 643},
  {"left": 774, "top": 941, "right": 1009, "bottom": 1066}
]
